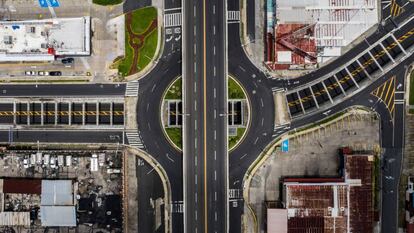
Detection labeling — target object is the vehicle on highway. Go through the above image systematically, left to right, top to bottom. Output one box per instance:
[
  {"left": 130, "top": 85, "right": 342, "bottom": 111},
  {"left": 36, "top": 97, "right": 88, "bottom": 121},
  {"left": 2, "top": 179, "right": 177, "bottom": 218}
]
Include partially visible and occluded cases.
[
  {"left": 61, "top": 58, "right": 74, "bottom": 64},
  {"left": 25, "top": 71, "right": 36, "bottom": 76},
  {"left": 38, "top": 71, "right": 49, "bottom": 76},
  {"left": 49, "top": 71, "right": 62, "bottom": 76}
]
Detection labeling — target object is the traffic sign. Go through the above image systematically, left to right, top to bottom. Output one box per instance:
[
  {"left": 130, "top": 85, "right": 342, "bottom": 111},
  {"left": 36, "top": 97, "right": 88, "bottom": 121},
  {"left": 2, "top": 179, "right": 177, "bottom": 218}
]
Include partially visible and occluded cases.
[
  {"left": 39, "top": 0, "right": 60, "bottom": 8},
  {"left": 39, "top": 0, "right": 48, "bottom": 8},
  {"left": 49, "top": 0, "right": 60, "bottom": 7},
  {"left": 281, "top": 139, "right": 289, "bottom": 152}
]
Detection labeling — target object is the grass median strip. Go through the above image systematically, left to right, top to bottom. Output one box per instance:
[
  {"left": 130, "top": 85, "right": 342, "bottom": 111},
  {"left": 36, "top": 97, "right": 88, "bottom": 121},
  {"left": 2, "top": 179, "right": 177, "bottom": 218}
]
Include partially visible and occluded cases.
[{"left": 165, "top": 128, "right": 182, "bottom": 149}]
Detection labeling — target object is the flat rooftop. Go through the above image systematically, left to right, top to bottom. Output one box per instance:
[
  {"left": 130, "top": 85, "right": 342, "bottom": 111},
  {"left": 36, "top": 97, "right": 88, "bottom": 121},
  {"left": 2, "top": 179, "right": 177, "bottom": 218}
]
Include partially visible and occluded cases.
[{"left": 0, "top": 17, "right": 91, "bottom": 62}]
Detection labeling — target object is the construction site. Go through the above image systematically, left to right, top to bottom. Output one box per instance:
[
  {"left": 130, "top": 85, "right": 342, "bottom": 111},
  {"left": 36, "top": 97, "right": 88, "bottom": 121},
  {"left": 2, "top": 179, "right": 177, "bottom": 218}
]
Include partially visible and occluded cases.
[{"left": 265, "top": 0, "right": 378, "bottom": 71}]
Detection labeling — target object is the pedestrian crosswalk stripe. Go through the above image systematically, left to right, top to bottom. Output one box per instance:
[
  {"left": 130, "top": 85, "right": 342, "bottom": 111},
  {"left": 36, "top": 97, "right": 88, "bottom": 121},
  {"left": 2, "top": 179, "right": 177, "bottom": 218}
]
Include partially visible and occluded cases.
[
  {"left": 228, "top": 11, "right": 240, "bottom": 21},
  {"left": 164, "top": 13, "right": 182, "bottom": 28},
  {"left": 125, "top": 81, "right": 139, "bottom": 97},
  {"left": 126, "top": 131, "right": 144, "bottom": 149}
]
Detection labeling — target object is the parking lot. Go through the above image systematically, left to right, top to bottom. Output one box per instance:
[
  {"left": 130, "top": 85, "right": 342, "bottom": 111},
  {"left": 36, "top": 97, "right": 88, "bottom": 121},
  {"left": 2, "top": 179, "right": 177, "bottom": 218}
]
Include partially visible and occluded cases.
[{"left": 0, "top": 0, "right": 125, "bottom": 83}]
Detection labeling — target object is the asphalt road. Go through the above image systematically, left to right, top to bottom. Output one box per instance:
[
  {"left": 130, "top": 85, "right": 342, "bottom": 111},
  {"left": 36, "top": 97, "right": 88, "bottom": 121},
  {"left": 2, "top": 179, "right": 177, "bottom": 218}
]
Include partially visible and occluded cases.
[
  {"left": 123, "top": 0, "right": 151, "bottom": 13},
  {"left": 182, "top": 0, "right": 228, "bottom": 232},
  {"left": 0, "top": 1, "right": 411, "bottom": 232},
  {"left": 137, "top": 52, "right": 184, "bottom": 232},
  {"left": 0, "top": 84, "right": 126, "bottom": 97},
  {"left": 0, "top": 129, "right": 124, "bottom": 144},
  {"left": 137, "top": 158, "right": 165, "bottom": 233}
]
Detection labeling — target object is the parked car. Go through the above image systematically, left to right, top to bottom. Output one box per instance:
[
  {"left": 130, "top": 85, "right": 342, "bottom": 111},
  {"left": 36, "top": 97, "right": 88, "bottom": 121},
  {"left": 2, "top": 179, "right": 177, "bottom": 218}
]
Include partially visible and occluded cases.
[
  {"left": 61, "top": 58, "right": 74, "bottom": 64},
  {"left": 25, "top": 71, "right": 36, "bottom": 76},
  {"left": 38, "top": 71, "right": 49, "bottom": 76},
  {"left": 49, "top": 71, "right": 62, "bottom": 76},
  {"left": 23, "top": 159, "right": 29, "bottom": 169}
]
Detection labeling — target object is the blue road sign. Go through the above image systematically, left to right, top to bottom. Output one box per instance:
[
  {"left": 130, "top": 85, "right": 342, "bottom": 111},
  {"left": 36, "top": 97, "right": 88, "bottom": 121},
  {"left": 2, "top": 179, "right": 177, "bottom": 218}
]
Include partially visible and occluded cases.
[
  {"left": 39, "top": 0, "right": 60, "bottom": 8},
  {"left": 39, "top": 0, "right": 48, "bottom": 8},
  {"left": 49, "top": 0, "right": 60, "bottom": 7},
  {"left": 281, "top": 139, "right": 289, "bottom": 152}
]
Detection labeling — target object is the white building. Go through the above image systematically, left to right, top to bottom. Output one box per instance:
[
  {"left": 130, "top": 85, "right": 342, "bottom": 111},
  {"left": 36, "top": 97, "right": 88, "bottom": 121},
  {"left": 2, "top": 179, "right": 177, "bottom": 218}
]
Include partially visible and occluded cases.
[{"left": 0, "top": 17, "right": 91, "bottom": 62}]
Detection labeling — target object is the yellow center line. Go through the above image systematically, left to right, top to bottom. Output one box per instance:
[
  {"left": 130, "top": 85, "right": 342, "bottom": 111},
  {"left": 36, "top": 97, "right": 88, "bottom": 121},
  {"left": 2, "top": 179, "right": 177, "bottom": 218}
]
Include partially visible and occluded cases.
[{"left": 202, "top": 0, "right": 208, "bottom": 232}]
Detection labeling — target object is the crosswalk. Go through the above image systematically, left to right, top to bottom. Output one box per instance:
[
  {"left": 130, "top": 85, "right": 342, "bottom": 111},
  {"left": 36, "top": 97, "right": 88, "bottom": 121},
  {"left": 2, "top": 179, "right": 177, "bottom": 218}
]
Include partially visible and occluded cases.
[
  {"left": 228, "top": 11, "right": 240, "bottom": 22},
  {"left": 164, "top": 13, "right": 182, "bottom": 28},
  {"left": 125, "top": 81, "right": 139, "bottom": 97},
  {"left": 126, "top": 131, "right": 144, "bottom": 149},
  {"left": 229, "top": 189, "right": 242, "bottom": 199},
  {"left": 171, "top": 201, "right": 184, "bottom": 213}
]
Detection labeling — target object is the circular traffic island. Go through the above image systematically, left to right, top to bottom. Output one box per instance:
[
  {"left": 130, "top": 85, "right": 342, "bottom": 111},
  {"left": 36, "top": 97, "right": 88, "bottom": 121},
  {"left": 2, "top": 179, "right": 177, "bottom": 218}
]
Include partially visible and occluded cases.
[{"left": 160, "top": 76, "right": 250, "bottom": 151}]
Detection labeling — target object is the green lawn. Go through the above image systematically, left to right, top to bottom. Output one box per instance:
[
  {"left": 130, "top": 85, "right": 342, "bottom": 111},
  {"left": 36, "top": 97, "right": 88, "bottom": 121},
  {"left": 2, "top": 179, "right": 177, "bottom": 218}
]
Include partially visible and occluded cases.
[
  {"left": 93, "top": 0, "right": 122, "bottom": 5},
  {"left": 115, "top": 7, "right": 158, "bottom": 76},
  {"left": 130, "top": 7, "right": 157, "bottom": 34},
  {"left": 137, "top": 29, "right": 158, "bottom": 71},
  {"left": 117, "top": 33, "right": 134, "bottom": 76},
  {"left": 409, "top": 70, "right": 414, "bottom": 105},
  {"left": 228, "top": 77, "right": 246, "bottom": 99},
  {"left": 165, "top": 78, "right": 182, "bottom": 99},
  {"left": 229, "top": 127, "right": 246, "bottom": 150},
  {"left": 165, "top": 128, "right": 182, "bottom": 149}
]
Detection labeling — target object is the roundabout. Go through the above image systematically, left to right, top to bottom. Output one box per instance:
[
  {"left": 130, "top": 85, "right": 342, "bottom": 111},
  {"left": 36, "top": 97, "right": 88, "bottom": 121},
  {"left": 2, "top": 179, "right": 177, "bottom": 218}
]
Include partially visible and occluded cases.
[{"left": 160, "top": 75, "right": 251, "bottom": 151}]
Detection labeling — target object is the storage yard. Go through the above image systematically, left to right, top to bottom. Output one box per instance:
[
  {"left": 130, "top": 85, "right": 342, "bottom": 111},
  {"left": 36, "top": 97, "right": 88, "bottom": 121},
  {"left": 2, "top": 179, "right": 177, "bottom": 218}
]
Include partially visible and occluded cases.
[{"left": 0, "top": 149, "right": 123, "bottom": 232}]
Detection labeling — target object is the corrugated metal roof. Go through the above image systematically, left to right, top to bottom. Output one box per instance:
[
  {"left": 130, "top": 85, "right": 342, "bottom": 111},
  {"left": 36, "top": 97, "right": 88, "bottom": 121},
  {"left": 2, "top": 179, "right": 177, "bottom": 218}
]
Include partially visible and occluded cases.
[
  {"left": 345, "top": 155, "right": 374, "bottom": 233},
  {"left": 41, "top": 180, "right": 73, "bottom": 206},
  {"left": 40, "top": 206, "right": 76, "bottom": 226},
  {"left": 0, "top": 212, "right": 30, "bottom": 226}
]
